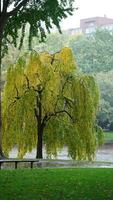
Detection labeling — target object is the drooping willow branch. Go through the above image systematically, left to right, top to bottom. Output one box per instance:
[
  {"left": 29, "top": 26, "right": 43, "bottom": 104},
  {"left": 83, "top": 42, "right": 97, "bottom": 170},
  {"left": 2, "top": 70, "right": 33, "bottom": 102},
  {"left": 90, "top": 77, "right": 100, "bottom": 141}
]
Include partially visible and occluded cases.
[
  {"left": 54, "top": 74, "right": 73, "bottom": 112},
  {"left": 42, "top": 109, "right": 74, "bottom": 129}
]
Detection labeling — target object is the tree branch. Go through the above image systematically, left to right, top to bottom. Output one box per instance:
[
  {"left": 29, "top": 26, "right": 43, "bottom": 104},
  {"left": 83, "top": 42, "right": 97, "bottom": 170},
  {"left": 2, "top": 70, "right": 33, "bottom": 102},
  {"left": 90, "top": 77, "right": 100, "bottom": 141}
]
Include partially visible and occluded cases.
[
  {"left": 2, "top": 0, "right": 10, "bottom": 13},
  {"left": 7, "top": 0, "right": 29, "bottom": 17},
  {"left": 19, "top": 23, "right": 26, "bottom": 50},
  {"left": 24, "top": 74, "right": 30, "bottom": 90},
  {"left": 54, "top": 75, "right": 71, "bottom": 111},
  {"left": 8, "top": 84, "right": 21, "bottom": 108},
  {"left": 14, "top": 84, "right": 20, "bottom": 99},
  {"left": 34, "top": 108, "right": 39, "bottom": 120},
  {"left": 43, "top": 109, "right": 73, "bottom": 125},
  {"left": 53, "top": 110, "right": 73, "bottom": 120}
]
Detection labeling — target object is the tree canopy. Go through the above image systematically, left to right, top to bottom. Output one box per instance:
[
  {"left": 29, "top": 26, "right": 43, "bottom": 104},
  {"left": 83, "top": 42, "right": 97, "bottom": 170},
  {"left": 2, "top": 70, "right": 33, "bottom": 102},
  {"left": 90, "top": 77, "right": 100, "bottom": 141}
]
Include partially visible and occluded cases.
[
  {"left": 0, "top": 0, "right": 75, "bottom": 57},
  {"left": 0, "top": 0, "right": 75, "bottom": 158},
  {"left": 2, "top": 28, "right": 113, "bottom": 131},
  {"left": 2, "top": 47, "right": 103, "bottom": 159}
]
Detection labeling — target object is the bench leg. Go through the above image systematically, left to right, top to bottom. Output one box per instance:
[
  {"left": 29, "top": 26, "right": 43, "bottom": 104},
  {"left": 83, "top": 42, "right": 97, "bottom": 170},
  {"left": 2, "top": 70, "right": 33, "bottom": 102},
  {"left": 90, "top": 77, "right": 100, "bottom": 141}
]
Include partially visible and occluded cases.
[
  {"left": 31, "top": 161, "right": 33, "bottom": 169},
  {"left": 0, "top": 162, "right": 2, "bottom": 170},
  {"left": 15, "top": 162, "right": 18, "bottom": 169}
]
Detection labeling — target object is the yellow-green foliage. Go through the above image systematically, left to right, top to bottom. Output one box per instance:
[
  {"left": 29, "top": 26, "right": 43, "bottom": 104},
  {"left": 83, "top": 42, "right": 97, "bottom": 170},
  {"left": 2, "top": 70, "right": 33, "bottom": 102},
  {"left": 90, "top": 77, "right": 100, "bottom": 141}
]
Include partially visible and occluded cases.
[{"left": 2, "top": 47, "right": 102, "bottom": 159}]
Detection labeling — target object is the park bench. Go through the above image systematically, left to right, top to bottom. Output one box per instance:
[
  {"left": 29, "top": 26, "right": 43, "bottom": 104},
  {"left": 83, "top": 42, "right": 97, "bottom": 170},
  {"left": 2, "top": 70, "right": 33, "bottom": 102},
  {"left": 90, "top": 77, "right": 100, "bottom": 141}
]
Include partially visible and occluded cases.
[{"left": 0, "top": 159, "right": 39, "bottom": 169}]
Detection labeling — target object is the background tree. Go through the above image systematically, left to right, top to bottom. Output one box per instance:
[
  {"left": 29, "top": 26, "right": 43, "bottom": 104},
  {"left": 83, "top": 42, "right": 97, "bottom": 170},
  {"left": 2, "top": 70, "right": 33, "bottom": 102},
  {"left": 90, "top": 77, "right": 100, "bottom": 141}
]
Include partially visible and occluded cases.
[
  {"left": 0, "top": 0, "right": 75, "bottom": 158},
  {"left": 68, "top": 29, "right": 113, "bottom": 129},
  {"left": 69, "top": 29, "right": 113, "bottom": 74},
  {"left": 33, "top": 31, "right": 70, "bottom": 53},
  {"left": 3, "top": 48, "right": 103, "bottom": 159},
  {"left": 96, "top": 71, "right": 113, "bottom": 130}
]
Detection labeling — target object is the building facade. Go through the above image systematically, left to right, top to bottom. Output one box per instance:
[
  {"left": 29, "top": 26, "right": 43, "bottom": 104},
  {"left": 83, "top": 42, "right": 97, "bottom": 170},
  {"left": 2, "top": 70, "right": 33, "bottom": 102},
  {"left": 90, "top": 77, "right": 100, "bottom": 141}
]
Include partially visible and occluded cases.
[{"left": 67, "top": 16, "right": 113, "bottom": 35}]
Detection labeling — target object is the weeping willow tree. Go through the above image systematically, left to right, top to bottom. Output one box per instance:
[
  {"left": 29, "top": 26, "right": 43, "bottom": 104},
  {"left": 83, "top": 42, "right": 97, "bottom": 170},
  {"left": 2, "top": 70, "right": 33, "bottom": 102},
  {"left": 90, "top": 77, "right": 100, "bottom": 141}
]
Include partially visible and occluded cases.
[{"left": 2, "top": 47, "right": 103, "bottom": 159}]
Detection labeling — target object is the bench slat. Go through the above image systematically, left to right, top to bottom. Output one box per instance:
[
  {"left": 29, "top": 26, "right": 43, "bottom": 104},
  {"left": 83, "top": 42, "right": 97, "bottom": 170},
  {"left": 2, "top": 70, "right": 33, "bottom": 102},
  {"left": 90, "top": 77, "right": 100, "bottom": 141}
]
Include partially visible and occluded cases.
[{"left": 0, "top": 159, "right": 39, "bottom": 169}]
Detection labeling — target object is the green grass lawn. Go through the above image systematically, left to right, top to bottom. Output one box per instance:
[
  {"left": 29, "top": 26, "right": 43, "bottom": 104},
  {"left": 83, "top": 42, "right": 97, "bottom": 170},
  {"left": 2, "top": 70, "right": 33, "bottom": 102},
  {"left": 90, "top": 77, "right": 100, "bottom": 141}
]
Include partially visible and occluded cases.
[
  {"left": 104, "top": 131, "right": 113, "bottom": 143},
  {"left": 0, "top": 168, "right": 113, "bottom": 200}
]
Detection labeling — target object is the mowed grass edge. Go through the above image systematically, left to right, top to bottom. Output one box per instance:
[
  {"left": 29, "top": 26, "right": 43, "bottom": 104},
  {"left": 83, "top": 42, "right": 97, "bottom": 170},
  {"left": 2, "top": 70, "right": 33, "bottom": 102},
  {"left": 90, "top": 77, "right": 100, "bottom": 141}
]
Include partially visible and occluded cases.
[
  {"left": 104, "top": 131, "right": 113, "bottom": 142},
  {"left": 0, "top": 168, "right": 113, "bottom": 200}
]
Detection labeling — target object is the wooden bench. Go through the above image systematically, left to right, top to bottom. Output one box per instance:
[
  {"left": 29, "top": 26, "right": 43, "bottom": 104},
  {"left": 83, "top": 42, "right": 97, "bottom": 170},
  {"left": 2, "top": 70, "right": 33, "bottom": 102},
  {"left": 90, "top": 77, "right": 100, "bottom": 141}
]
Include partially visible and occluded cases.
[{"left": 0, "top": 159, "right": 39, "bottom": 169}]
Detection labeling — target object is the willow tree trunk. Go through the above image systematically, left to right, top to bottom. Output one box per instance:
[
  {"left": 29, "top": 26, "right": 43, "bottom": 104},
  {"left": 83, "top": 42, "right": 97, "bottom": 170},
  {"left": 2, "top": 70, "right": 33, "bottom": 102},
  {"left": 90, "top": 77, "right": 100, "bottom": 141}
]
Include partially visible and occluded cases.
[
  {"left": 35, "top": 90, "right": 44, "bottom": 159},
  {"left": 36, "top": 125, "right": 43, "bottom": 159}
]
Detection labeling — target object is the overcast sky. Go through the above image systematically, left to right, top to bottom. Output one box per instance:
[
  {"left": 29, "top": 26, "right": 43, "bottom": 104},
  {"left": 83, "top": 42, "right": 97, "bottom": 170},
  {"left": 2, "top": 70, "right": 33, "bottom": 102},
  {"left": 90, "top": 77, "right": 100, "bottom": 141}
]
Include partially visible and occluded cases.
[{"left": 61, "top": 0, "right": 113, "bottom": 30}]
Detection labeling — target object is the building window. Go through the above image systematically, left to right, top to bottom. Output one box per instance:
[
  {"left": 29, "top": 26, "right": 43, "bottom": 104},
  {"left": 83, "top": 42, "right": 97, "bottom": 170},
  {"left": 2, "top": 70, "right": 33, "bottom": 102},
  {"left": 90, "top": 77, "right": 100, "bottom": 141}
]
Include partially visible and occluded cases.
[
  {"left": 85, "top": 21, "right": 95, "bottom": 27},
  {"left": 85, "top": 27, "right": 96, "bottom": 34}
]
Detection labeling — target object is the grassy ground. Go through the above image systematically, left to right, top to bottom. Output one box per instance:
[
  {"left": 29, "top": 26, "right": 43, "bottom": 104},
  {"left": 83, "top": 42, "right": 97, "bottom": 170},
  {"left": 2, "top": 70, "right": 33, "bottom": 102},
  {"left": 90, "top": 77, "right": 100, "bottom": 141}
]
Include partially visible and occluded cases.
[
  {"left": 104, "top": 131, "right": 113, "bottom": 143},
  {"left": 0, "top": 168, "right": 113, "bottom": 200}
]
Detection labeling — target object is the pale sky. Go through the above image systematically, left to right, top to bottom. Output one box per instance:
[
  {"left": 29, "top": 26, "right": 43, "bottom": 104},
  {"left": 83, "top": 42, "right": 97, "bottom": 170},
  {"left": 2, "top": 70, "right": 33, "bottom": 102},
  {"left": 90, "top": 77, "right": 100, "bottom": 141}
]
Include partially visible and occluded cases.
[{"left": 62, "top": 0, "right": 113, "bottom": 29}]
